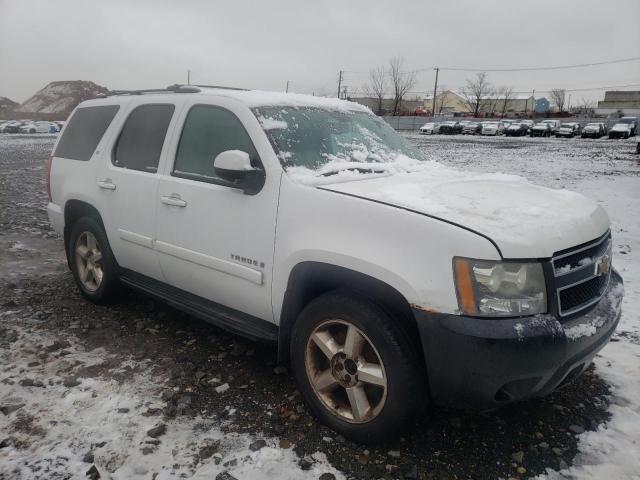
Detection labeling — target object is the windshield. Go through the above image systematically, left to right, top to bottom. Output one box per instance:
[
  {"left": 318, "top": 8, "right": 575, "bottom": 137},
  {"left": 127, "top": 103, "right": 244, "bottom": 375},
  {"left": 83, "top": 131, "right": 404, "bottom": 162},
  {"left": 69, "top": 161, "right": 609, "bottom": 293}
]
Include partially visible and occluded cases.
[
  {"left": 253, "top": 106, "right": 426, "bottom": 171},
  {"left": 560, "top": 124, "right": 573, "bottom": 128}
]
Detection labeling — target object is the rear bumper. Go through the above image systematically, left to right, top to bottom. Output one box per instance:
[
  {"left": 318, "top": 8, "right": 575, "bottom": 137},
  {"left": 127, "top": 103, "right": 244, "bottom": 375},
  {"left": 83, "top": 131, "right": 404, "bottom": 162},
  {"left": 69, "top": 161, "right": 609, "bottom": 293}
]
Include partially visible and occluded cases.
[
  {"left": 47, "top": 202, "right": 64, "bottom": 236},
  {"left": 414, "top": 269, "right": 623, "bottom": 410}
]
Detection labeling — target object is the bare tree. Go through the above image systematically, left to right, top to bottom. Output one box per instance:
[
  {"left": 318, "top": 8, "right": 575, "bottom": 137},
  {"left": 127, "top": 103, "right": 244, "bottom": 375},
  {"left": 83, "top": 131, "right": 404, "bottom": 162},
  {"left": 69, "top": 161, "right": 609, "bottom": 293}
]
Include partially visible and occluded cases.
[
  {"left": 388, "top": 56, "right": 417, "bottom": 116},
  {"left": 362, "top": 66, "right": 387, "bottom": 115},
  {"left": 461, "top": 72, "right": 492, "bottom": 117},
  {"left": 499, "top": 86, "right": 515, "bottom": 116},
  {"left": 550, "top": 89, "right": 567, "bottom": 112},
  {"left": 574, "top": 97, "right": 596, "bottom": 115}
]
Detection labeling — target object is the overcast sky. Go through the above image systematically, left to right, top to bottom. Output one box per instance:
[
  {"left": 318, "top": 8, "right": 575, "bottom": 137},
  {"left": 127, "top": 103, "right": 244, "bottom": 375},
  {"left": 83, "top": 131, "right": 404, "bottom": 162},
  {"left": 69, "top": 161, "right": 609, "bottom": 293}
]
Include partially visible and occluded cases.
[{"left": 1, "top": 0, "right": 639, "bottom": 103}]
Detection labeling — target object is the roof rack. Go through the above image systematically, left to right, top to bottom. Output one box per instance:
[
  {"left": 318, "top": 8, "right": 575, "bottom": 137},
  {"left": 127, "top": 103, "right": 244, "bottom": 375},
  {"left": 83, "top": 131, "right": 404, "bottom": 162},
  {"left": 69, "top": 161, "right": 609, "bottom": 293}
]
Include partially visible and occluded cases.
[
  {"left": 96, "top": 83, "right": 248, "bottom": 98},
  {"left": 96, "top": 84, "right": 202, "bottom": 98},
  {"left": 193, "top": 84, "right": 249, "bottom": 91}
]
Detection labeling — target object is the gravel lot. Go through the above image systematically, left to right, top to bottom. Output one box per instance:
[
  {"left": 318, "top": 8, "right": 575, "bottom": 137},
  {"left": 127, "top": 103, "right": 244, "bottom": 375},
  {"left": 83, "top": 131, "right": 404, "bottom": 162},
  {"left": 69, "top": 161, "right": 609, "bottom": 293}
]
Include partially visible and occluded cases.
[{"left": 1, "top": 133, "right": 639, "bottom": 479}]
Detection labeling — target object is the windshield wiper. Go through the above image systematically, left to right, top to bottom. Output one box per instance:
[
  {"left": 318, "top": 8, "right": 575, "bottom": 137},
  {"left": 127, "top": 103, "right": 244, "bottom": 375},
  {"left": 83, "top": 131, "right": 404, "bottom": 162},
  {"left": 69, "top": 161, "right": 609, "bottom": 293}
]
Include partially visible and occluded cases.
[{"left": 319, "top": 166, "right": 387, "bottom": 177}]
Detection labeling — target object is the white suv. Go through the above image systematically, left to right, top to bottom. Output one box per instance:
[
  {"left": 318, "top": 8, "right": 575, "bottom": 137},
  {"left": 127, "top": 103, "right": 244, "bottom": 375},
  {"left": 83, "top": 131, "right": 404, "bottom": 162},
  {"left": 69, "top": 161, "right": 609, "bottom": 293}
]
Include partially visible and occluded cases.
[{"left": 47, "top": 85, "right": 623, "bottom": 443}]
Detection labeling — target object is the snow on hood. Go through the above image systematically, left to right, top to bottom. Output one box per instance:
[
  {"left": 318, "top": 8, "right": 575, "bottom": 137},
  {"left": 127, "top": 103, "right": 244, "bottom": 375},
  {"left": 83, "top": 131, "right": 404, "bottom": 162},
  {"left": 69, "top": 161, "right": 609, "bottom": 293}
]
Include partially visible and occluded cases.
[
  {"left": 611, "top": 124, "right": 630, "bottom": 131},
  {"left": 289, "top": 157, "right": 610, "bottom": 258}
]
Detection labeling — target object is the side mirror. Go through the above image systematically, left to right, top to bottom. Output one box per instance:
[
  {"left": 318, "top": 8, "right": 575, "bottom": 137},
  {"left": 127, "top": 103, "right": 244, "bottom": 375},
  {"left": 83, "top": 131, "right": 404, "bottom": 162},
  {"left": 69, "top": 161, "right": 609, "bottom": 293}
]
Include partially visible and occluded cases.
[{"left": 213, "top": 150, "right": 265, "bottom": 195}]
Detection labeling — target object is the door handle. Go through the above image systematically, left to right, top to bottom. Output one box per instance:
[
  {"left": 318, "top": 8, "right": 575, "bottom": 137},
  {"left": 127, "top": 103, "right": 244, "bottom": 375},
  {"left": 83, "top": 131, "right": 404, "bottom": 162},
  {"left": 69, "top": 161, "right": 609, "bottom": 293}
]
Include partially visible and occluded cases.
[
  {"left": 97, "top": 179, "right": 116, "bottom": 190},
  {"left": 161, "top": 194, "right": 187, "bottom": 207}
]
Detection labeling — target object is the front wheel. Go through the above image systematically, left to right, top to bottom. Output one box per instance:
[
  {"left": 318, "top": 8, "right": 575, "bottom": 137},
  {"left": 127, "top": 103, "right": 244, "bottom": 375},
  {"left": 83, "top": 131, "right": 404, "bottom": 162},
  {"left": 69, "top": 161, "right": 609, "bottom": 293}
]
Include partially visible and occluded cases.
[
  {"left": 68, "top": 217, "right": 120, "bottom": 303},
  {"left": 291, "top": 292, "right": 424, "bottom": 444}
]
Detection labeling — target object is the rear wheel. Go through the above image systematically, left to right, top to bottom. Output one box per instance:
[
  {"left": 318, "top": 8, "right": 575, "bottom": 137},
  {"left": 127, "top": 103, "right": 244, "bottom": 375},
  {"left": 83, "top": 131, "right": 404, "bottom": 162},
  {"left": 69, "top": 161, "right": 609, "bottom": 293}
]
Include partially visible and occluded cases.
[
  {"left": 68, "top": 217, "right": 120, "bottom": 303},
  {"left": 291, "top": 292, "right": 424, "bottom": 444}
]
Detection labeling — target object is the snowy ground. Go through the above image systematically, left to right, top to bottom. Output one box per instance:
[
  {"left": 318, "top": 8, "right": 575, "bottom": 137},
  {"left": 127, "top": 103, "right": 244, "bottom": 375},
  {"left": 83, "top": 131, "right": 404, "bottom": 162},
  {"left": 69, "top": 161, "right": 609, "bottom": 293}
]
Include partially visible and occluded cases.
[
  {"left": 1, "top": 133, "right": 639, "bottom": 479},
  {"left": 410, "top": 134, "right": 640, "bottom": 480}
]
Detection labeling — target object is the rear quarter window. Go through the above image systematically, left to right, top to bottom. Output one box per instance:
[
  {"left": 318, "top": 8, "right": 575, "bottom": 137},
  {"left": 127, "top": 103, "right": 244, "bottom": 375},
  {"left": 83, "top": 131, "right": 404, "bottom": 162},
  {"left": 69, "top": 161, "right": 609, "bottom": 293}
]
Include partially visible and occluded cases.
[{"left": 53, "top": 105, "right": 120, "bottom": 161}]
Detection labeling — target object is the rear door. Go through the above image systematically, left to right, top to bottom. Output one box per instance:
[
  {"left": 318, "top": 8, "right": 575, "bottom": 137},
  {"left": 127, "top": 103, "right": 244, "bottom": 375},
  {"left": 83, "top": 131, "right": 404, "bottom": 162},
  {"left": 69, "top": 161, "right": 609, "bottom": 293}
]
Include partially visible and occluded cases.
[
  {"left": 155, "top": 98, "right": 280, "bottom": 322},
  {"left": 96, "top": 101, "right": 178, "bottom": 281}
]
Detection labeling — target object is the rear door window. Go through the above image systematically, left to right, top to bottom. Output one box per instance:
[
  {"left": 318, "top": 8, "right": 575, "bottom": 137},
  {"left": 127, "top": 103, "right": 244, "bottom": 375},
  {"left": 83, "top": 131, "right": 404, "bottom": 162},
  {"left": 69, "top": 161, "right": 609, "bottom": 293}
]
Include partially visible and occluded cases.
[
  {"left": 112, "top": 104, "right": 175, "bottom": 173},
  {"left": 53, "top": 105, "right": 119, "bottom": 161}
]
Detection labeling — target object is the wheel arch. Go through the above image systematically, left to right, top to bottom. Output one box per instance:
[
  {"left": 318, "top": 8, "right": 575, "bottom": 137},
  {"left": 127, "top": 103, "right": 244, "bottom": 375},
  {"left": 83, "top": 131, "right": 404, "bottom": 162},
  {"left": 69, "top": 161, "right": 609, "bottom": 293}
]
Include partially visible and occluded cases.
[
  {"left": 63, "top": 199, "right": 106, "bottom": 267},
  {"left": 277, "top": 261, "right": 423, "bottom": 364}
]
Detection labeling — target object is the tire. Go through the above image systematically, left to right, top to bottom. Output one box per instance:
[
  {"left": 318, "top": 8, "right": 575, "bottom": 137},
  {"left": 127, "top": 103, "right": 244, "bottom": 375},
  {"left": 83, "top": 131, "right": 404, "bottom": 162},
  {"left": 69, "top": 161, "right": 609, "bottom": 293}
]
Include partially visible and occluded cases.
[
  {"left": 29, "top": 129, "right": 35, "bottom": 134},
  {"left": 68, "top": 216, "right": 120, "bottom": 303},
  {"left": 290, "top": 291, "right": 424, "bottom": 444}
]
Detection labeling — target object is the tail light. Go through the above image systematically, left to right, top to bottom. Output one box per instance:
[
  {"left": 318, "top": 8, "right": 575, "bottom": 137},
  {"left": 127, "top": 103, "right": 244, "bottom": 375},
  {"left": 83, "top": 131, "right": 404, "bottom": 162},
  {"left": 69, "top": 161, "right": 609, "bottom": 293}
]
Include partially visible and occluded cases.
[{"left": 46, "top": 155, "right": 53, "bottom": 202}]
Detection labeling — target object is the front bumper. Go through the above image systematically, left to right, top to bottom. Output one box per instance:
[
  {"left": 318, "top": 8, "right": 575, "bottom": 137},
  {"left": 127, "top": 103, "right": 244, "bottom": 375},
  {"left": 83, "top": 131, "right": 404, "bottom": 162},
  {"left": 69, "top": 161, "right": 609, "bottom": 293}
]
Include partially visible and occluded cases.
[{"left": 414, "top": 269, "right": 622, "bottom": 410}]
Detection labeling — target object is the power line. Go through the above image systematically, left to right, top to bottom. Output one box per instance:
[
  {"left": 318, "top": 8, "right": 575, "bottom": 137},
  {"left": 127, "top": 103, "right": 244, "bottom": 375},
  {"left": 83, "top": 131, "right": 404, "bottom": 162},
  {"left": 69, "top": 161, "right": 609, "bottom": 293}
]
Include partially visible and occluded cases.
[
  {"left": 344, "top": 56, "right": 640, "bottom": 75},
  {"left": 431, "top": 56, "right": 640, "bottom": 72}
]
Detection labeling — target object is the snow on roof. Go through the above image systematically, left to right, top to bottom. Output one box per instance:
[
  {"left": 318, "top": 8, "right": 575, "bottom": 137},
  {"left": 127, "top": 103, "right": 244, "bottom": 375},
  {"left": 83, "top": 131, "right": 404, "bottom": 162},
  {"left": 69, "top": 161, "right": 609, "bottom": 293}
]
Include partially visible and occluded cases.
[{"left": 199, "top": 88, "right": 372, "bottom": 112}]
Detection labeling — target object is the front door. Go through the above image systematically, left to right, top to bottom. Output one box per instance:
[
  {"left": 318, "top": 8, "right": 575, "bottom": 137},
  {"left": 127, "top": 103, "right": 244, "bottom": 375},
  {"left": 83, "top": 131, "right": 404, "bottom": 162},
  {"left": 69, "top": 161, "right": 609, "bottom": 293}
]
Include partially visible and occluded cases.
[{"left": 155, "top": 101, "right": 280, "bottom": 322}]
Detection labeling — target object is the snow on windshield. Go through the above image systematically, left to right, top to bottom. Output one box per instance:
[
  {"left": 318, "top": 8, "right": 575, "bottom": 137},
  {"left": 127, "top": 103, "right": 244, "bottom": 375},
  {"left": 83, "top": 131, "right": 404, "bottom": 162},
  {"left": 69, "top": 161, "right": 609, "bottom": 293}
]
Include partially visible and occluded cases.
[{"left": 253, "top": 106, "right": 426, "bottom": 177}]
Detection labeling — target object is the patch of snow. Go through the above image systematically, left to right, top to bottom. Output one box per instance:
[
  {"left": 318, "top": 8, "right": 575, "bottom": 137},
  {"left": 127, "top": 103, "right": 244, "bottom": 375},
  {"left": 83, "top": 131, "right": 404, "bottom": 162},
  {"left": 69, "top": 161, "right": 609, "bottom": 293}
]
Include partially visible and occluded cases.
[
  {"left": 200, "top": 88, "right": 371, "bottom": 113},
  {"left": 257, "top": 116, "right": 288, "bottom": 130},
  {"left": 298, "top": 153, "right": 607, "bottom": 257},
  {"left": 0, "top": 319, "right": 343, "bottom": 479},
  {"left": 214, "top": 383, "right": 230, "bottom": 393}
]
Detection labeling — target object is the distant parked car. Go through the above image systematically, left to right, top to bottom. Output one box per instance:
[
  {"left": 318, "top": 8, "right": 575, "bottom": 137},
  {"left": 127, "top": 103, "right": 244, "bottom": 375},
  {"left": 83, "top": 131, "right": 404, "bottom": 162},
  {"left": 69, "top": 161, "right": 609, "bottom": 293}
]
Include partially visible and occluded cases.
[
  {"left": 617, "top": 116, "right": 637, "bottom": 136},
  {"left": 520, "top": 119, "right": 534, "bottom": 133},
  {"left": 538, "top": 119, "right": 561, "bottom": 134},
  {"left": 2, "top": 120, "right": 24, "bottom": 133},
  {"left": 19, "top": 121, "right": 55, "bottom": 134},
  {"left": 439, "top": 121, "right": 463, "bottom": 135},
  {"left": 419, "top": 122, "right": 440, "bottom": 135},
  {"left": 462, "top": 122, "right": 482, "bottom": 135},
  {"left": 480, "top": 122, "right": 503, "bottom": 136},
  {"left": 530, "top": 122, "right": 552, "bottom": 137},
  {"left": 504, "top": 123, "right": 528, "bottom": 136},
  {"left": 556, "top": 123, "right": 580, "bottom": 138},
  {"left": 581, "top": 123, "right": 606, "bottom": 139},
  {"left": 609, "top": 123, "right": 632, "bottom": 139}
]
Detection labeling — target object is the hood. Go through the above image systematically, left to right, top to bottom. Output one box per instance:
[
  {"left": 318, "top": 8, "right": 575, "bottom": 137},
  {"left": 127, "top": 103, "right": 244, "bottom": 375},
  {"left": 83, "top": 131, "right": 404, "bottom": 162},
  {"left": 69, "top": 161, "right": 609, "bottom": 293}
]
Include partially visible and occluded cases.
[
  {"left": 611, "top": 124, "right": 629, "bottom": 131},
  {"left": 319, "top": 166, "right": 609, "bottom": 259}
]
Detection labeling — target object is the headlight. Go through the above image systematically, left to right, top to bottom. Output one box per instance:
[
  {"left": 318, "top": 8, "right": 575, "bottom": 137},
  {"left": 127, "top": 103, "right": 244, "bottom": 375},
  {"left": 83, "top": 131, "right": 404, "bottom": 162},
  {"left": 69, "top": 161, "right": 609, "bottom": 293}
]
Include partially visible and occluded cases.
[{"left": 453, "top": 258, "right": 547, "bottom": 317}]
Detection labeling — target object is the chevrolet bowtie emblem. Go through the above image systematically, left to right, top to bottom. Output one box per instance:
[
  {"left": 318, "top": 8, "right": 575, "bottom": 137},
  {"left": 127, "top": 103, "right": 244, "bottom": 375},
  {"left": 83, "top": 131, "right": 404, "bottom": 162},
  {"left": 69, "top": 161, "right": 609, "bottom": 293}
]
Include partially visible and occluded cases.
[{"left": 595, "top": 255, "right": 611, "bottom": 276}]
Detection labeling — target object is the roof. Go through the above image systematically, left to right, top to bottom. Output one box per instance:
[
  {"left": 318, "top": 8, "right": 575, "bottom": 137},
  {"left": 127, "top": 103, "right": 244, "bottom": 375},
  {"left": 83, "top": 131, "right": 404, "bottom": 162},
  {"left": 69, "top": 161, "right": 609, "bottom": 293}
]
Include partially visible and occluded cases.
[{"left": 95, "top": 85, "right": 371, "bottom": 113}]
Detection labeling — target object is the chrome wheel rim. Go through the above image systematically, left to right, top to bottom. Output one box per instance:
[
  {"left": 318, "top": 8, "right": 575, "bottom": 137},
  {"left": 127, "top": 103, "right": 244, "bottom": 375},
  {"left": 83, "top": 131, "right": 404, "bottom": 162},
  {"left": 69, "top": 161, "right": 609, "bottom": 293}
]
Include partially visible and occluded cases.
[
  {"left": 75, "top": 231, "right": 103, "bottom": 292},
  {"left": 305, "top": 319, "right": 387, "bottom": 423}
]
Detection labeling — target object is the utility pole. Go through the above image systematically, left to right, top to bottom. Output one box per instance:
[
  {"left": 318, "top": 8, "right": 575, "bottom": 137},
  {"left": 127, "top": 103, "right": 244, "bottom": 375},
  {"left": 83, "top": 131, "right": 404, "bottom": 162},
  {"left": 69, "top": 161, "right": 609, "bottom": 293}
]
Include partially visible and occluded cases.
[
  {"left": 432, "top": 67, "right": 439, "bottom": 118},
  {"left": 187, "top": 69, "right": 191, "bottom": 85},
  {"left": 337, "top": 70, "right": 343, "bottom": 98},
  {"left": 285, "top": 80, "right": 290, "bottom": 93},
  {"left": 531, "top": 89, "right": 535, "bottom": 117},
  {"left": 567, "top": 94, "right": 571, "bottom": 113}
]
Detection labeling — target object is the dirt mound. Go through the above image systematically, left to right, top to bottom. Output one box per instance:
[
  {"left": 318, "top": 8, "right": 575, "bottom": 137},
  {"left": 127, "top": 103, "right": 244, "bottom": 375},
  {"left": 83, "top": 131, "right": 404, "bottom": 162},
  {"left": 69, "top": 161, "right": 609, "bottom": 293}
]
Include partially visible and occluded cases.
[{"left": 15, "top": 81, "right": 108, "bottom": 115}]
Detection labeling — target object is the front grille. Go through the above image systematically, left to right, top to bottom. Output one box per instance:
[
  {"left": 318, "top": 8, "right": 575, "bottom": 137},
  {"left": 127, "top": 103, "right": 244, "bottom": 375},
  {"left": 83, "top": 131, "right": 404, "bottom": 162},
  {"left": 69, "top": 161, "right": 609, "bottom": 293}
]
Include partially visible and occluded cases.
[
  {"left": 552, "top": 232, "right": 612, "bottom": 317},
  {"left": 559, "top": 275, "right": 609, "bottom": 314}
]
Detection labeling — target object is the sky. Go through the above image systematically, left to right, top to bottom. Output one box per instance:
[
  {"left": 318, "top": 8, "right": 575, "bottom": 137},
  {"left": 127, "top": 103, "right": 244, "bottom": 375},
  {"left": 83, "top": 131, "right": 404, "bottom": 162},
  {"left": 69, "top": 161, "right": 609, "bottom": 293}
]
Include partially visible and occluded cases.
[{"left": 1, "top": 0, "right": 639, "bottom": 104}]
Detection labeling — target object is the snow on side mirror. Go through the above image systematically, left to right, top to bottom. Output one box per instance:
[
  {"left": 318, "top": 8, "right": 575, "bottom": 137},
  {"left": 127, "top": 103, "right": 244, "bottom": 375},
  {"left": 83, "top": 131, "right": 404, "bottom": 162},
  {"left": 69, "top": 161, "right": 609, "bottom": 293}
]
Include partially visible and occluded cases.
[{"left": 213, "top": 150, "right": 265, "bottom": 195}]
